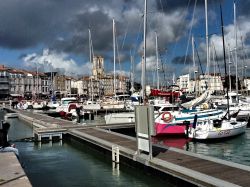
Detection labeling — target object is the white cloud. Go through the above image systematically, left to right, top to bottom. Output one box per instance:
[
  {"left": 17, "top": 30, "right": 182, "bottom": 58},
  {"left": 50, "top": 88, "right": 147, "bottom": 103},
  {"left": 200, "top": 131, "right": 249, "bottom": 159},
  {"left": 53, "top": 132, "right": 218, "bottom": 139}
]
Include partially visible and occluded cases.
[
  {"left": 196, "top": 16, "right": 250, "bottom": 74},
  {"left": 22, "top": 49, "right": 92, "bottom": 76}
]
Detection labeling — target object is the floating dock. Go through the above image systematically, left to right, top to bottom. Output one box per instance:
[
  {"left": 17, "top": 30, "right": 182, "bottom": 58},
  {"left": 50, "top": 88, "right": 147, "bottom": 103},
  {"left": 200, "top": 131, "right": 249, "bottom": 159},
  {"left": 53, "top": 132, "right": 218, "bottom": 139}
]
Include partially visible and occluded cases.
[{"left": 3, "top": 107, "right": 250, "bottom": 187}]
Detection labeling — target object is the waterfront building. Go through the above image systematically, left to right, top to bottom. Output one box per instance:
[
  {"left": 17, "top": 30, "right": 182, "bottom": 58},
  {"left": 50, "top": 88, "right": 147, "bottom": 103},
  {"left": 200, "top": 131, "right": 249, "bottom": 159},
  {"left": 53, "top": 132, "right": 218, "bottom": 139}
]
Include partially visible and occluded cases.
[
  {"left": 92, "top": 56, "right": 104, "bottom": 80},
  {"left": 0, "top": 60, "right": 131, "bottom": 99},
  {"left": 0, "top": 65, "right": 10, "bottom": 99},
  {"left": 8, "top": 69, "right": 50, "bottom": 99},
  {"left": 9, "top": 69, "right": 26, "bottom": 96},
  {"left": 22, "top": 71, "right": 36, "bottom": 98},
  {"left": 177, "top": 73, "right": 224, "bottom": 95},
  {"left": 53, "top": 74, "right": 78, "bottom": 97},
  {"left": 54, "top": 74, "right": 66, "bottom": 96},
  {"left": 100, "top": 74, "right": 129, "bottom": 96},
  {"left": 178, "top": 74, "right": 190, "bottom": 92},
  {"left": 199, "top": 74, "right": 223, "bottom": 93},
  {"left": 65, "top": 76, "right": 72, "bottom": 94},
  {"left": 243, "top": 77, "right": 250, "bottom": 95}
]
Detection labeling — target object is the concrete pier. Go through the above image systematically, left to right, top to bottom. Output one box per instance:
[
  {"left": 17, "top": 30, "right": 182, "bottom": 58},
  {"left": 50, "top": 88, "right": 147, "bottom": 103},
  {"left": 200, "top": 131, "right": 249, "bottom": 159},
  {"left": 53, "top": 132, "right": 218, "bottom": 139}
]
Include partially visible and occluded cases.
[{"left": 0, "top": 153, "right": 31, "bottom": 187}]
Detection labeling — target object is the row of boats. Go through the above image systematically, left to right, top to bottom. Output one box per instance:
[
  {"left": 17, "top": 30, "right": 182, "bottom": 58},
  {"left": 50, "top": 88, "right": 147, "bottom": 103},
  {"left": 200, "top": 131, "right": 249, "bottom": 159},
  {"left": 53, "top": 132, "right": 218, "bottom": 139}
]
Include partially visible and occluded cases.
[
  {"left": 14, "top": 91, "right": 250, "bottom": 141},
  {"left": 104, "top": 91, "right": 250, "bottom": 141}
]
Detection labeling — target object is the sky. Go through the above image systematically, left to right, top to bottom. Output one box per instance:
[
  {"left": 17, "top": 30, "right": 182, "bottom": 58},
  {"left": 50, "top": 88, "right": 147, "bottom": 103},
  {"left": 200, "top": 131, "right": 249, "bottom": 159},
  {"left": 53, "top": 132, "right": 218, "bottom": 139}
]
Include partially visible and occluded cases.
[{"left": 0, "top": 0, "right": 250, "bottom": 86}]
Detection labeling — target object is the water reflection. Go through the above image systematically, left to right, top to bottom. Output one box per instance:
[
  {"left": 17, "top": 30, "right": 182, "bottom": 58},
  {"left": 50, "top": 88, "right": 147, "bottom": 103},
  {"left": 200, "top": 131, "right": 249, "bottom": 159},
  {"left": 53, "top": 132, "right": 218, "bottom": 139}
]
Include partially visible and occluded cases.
[
  {"left": 154, "top": 129, "right": 250, "bottom": 166},
  {"left": 153, "top": 136, "right": 191, "bottom": 150}
]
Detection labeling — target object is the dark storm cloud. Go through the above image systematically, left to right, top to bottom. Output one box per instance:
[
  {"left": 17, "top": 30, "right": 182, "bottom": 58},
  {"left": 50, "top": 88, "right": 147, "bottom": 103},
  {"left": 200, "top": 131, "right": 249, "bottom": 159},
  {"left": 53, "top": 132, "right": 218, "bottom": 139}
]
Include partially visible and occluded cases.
[
  {"left": 0, "top": 0, "right": 241, "bottom": 58},
  {"left": 0, "top": 0, "right": 88, "bottom": 48},
  {"left": 0, "top": 0, "right": 143, "bottom": 58},
  {"left": 155, "top": 0, "right": 220, "bottom": 13},
  {"left": 238, "top": 0, "right": 250, "bottom": 17},
  {"left": 55, "top": 10, "right": 114, "bottom": 55},
  {"left": 171, "top": 55, "right": 192, "bottom": 65}
]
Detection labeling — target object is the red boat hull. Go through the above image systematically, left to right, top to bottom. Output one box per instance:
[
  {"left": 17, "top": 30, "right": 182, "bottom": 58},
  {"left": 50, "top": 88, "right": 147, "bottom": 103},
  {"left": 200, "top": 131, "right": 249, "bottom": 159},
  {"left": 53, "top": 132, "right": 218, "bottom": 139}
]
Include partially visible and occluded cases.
[{"left": 155, "top": 122, "right": 186, "bottom": 136}]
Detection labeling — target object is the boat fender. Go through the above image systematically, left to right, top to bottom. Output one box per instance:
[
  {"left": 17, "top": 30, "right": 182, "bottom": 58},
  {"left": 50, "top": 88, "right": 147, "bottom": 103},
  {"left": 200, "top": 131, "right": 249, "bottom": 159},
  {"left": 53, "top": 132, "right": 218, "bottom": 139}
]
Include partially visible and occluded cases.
[
  {"left": 202, "top": 103, "right": 209, "bottom": 109},
  {"left": 162, "top": 112, "right": 173, "bottom": 123}
]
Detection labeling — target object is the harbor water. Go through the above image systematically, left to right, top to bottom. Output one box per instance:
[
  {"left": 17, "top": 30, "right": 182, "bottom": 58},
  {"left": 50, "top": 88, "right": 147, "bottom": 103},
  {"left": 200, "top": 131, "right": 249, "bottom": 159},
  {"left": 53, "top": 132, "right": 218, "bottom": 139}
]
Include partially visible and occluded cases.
[
  {"left": 2, "top": 110, "right": 250, "bottom": 186},
  {"left": 1, "top": 111, "right": 172, "bottom": 187},
  {"left": 155, "top": 131, "right": 250, "bottom": 166}
]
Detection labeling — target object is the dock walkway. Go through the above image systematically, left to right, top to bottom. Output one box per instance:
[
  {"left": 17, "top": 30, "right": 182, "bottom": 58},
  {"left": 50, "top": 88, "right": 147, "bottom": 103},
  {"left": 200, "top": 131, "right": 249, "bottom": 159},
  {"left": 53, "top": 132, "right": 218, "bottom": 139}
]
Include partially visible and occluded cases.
[
  {"left": 3, "top": 108, "right": 250, "bottom": 186},
  {"left": 70, "top": 128, "right": 250, "bottom": 187}
]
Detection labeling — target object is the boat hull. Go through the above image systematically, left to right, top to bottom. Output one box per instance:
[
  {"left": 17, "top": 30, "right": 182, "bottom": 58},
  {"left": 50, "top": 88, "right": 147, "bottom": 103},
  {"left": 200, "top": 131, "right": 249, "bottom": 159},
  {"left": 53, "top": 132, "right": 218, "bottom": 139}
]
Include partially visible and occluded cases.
[
  {"left": 154, "top": 109, "right": 224, "bottom": 135},
  {"left": 105, "top": 112, "right": 135, "bottom": 124},
  {"left": 188, "top": 121, "right": 247, "bottom": 140},
  {"left": 155, "top": 122, "right": 186, "bottom": 136}
]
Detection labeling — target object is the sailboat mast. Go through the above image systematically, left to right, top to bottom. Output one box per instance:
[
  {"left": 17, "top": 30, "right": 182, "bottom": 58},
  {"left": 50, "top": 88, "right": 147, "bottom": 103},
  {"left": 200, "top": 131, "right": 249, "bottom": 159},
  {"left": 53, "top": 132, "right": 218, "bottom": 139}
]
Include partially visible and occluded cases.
[
  {"left": 142, "top": 0, "right": 147, "bottom": 104},
  {"left": 205, "top": 0, "right": 210, "bottom": 83},
  {"left": 234, "top": 1, "right": 238, "bottom": 101},
  {"left": 220, "top": 5, "right": 230, "bottom": 120},
  {"left": 113, "top": 19, "right": 116, "bottom": 96},
  {"left": 88, "top": 29, "right": 94, "bottom": 102},
  {"left": 89, "top": 29, "right": 92, "bottom": 66},
  {"left": 155, "top": 31, "right": 159, "bottom": 90},
  {"left": 192, "top": 35, "right": 198, "bottom": 97},
  {"left": 192, "top": 35, "right": 195, "bottom": 80},
  {"left": 228, "top": 44, "right": 232, "bottom": 92},
  {"left": 130, "top": 50, "right": 135, "bottom": 94}
]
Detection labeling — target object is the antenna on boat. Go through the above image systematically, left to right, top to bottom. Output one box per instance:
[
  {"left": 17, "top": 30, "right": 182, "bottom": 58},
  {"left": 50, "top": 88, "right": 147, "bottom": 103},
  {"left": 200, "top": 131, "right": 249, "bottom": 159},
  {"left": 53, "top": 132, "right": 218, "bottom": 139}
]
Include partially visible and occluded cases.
[{"left": 220, "top": 4, "right": 230, "bottom": 120}]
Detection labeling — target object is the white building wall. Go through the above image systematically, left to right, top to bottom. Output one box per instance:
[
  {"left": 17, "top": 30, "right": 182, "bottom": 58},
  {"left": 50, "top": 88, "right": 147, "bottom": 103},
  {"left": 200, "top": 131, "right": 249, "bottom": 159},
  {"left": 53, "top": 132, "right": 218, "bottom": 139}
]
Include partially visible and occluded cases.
[
  {"left": 178, "top": 74, "right": 190, "bottom": 92},
  {"left": 65, "top": 79, "right": 71, "bottom": 94},
  {"left": 76, "top": 80, "right": 83, "bottom": 95}
]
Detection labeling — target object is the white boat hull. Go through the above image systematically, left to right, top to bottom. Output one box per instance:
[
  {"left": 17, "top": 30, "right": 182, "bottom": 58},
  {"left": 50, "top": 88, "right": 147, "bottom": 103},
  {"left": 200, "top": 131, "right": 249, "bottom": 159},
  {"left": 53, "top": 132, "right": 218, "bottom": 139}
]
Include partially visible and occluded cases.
[
  {"left": 83, "top": 104, "right": 101, "bottom": 110},
  {"left": 102, "top": 104, "right": 124, "bottom": 109},
  {"left": 105, "top": 112, "right": 135, "bottom": 124},
  {"left": 188, "top": 120, "right": 247, "bottom": 140}
]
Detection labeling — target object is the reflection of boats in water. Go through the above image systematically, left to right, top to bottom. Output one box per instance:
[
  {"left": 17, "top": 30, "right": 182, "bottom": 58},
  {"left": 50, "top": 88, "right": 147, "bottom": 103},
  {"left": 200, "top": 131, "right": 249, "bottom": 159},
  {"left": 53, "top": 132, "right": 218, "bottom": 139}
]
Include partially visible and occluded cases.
[
  {"left": 185, "top": 131, "right": 248, "bottom": 163},
  {"left": 152, "top": 137, "right": 191, "bottom": 149}
]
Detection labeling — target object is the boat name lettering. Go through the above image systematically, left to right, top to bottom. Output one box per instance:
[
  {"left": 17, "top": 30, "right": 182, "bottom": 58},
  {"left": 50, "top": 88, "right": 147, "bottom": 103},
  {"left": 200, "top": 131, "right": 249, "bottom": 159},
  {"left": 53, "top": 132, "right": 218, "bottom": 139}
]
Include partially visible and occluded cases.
[{"left": 218, "top": 130, "right": 231, "bottom": 136}]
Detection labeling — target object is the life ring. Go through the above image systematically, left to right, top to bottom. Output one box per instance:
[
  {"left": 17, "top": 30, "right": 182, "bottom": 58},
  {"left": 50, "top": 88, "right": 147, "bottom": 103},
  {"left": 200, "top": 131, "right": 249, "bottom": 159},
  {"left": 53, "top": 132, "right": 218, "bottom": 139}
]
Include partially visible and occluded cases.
[{"left": 162, "top": 112, "right": 173, "bottom": 123}]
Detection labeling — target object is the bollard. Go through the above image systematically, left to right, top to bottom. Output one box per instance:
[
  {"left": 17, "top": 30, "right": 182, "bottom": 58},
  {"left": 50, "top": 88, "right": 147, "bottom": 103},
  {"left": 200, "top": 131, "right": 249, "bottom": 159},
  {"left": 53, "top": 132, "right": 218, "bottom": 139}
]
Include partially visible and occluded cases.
[{"left": 112, "top": 145, "right": 119, "bottom": 164}]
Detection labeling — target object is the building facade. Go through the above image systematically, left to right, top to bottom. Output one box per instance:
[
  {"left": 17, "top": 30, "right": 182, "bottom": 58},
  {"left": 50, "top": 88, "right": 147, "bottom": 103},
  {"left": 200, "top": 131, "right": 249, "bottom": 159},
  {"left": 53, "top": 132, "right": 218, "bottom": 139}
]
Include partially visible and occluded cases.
[{"left": 0, "top": 65, "right": 10, "bottom": 98}]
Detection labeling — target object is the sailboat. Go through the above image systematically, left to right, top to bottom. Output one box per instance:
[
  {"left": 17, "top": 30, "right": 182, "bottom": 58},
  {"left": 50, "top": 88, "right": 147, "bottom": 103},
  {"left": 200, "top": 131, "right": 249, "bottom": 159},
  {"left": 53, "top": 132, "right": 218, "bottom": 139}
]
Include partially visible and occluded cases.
[
  {"left": 105, "top": 1, "right": 223, "bottom": 126},
  {"left": 187, "top": 4, "right": 247, "bottom": 140},
  {"left": 105, "top": 5, "right": 147, "bottom": 124},
  {"left": 100, "top": 19, "right": 127, "bottom": 110},
  {"left": 82, "top": 29, "right": 101, "bottom": 111}
]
